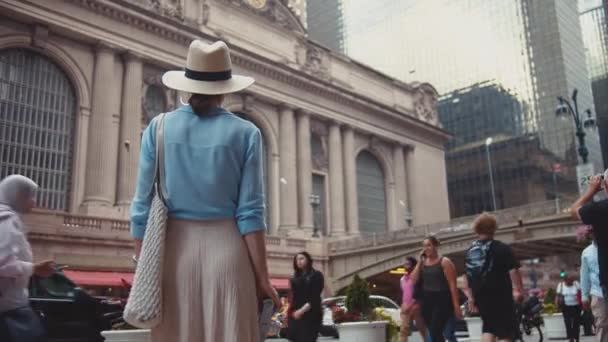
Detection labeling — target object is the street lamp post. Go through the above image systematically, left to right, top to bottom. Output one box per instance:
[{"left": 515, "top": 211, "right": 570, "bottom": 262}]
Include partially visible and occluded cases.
[
  {"left": 556, "top": 88, "right": 596, "bottom": 164},
  {"left": 485, "top": 137, "right": 497, "bottom": 212},
  {"left": 309, "top": 194, "right": 321, "bottom": 238}
]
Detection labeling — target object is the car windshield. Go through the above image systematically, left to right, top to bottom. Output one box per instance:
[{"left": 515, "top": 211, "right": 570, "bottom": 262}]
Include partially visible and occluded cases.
[
  {"left": 31, "top": 273, "right": 79, "bottom": 298},
  {"left": 370, "top": 297, "right": 398, "bottom": 310}
]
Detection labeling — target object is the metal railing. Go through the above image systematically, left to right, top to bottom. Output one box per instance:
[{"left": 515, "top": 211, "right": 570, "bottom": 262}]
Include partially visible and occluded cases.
[{"left": 328, "top": 198, "right": 573, "bottom": 253}]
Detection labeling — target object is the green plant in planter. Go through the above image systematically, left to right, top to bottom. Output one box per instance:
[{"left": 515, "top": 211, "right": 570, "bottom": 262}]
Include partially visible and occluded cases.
[
  {"left": 345, "top": 274, "right": 372, "bottom": 320},
  {"left": 543, "top": 288, "right": 561, "bottom": 314},
  {"left": 543, "top": 303, "right": 558, "bottom": 315},
  {"left": 372, "top": 308, "right": 399, "bottom": 342}
]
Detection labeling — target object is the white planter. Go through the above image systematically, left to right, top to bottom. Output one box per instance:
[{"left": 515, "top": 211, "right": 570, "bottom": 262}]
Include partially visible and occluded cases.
[
  {"left": 543, "top": 313, "right": 566, "bottom": 339},
  {"left": 465, "top": 317, "right": 483, "bottom": 342},
  {"left": 336, "top": 321, "right": 388, "bottom": 342},
  {"left": 101, "top": 329, "right": 150, "bottom": 342},
  {"left": 101, "top": 330, "right": 335, "bottom": 342}
]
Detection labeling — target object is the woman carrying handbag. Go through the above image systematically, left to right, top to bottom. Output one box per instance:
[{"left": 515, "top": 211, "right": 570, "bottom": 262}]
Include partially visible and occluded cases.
[
  {"left": 126, "top": 40, "right": 280, "bottom": 342},
  {"left": 556, "top": 274, "right": 582, "bottom": 342}
]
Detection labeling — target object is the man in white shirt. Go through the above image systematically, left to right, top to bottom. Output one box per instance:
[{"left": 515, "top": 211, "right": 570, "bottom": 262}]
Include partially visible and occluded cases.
[{"left": 581, "top": 234, "right": 607, "bottom": 342}]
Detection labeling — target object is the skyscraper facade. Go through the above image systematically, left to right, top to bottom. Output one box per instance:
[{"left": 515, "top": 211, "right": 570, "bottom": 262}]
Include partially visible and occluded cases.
[
  {"left": 306, "top": 0, "right": 345, "bottom": 52},
  {"left": 344, "top": 0, "right": 602, "bottom": 217},
  {"left": 580, "top": 0, "right": 608, "bottom": 167}
]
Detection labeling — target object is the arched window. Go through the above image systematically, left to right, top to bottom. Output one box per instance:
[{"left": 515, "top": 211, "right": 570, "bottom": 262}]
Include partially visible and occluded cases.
[
  {"left": 0, "top": 49, "right": 76, "bottom": 210},
  {"left": 143, "top": 84, "right": 166, "bottom": 124},
  {"left": 356, "top": 151, "right": 387, "bottom": 234}
]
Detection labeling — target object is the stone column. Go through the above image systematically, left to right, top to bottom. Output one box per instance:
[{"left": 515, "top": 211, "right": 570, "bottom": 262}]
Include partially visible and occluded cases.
[
  {"left": 83, "top": 43, "right": 117, "bottom": 207},
  {"left": 117, "top": 52, "right": 143, "bottom": 206},
  {"left": 279, "top": 105, "right": 298, "bottom": 230},
  {"left": 296, "top": 111, "right": 313, "bottom": 230},
  {"left": 329, "top": 122, "right": 346, "bottom": 235},
  {"left": 342, "top": 126, "right": 359, "bottom": 235},
  {"left": 393, "top": 143, "right": 407, "bottom": 230},
  {"left": 404, "top": 146, "right": 414, "bottom": 226},
  {"left": 387, "top": 180, "right": 398, "bottom": 231}
]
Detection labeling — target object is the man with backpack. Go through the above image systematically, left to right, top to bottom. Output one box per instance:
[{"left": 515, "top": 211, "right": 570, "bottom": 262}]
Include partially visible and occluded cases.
[{"left": 464, "top": 213, "right": 524, "bottom": 342}]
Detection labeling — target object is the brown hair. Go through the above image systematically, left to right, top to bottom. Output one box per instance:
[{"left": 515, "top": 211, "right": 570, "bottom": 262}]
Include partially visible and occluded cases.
[
  {"left": 188, "top": 94, "right": 224, "bottom": 116},
  {"left": 473, "top": 213, "right": 498, "bottom": 236},
  {"left": 424, "top": 236, "right": 440, "bottom": 247}
]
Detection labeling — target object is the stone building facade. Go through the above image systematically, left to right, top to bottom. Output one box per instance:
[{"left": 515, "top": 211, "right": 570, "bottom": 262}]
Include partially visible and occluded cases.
[{"left": 0, "top": 0, "right": 449, "bottom": 287}]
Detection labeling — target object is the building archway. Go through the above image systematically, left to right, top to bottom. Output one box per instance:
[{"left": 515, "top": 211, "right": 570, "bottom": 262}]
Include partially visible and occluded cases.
[{"left": 0, "top": 48, "right": 77, "bottom": 210}]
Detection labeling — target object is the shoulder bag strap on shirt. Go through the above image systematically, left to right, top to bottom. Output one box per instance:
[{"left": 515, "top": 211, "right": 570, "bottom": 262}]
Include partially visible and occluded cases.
[{"left": 153, "top": 113, "right": 168, "bottom": 204}]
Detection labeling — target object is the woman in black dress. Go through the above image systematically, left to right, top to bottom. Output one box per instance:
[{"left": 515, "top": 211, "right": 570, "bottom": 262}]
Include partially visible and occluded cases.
[{"left": 288, "top": 251, "right": 325, "bottom": 342}]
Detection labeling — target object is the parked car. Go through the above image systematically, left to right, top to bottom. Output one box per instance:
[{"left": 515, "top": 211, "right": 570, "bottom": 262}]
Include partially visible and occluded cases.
[
  {"left": 28, "top": 271, "right": 124, "bottom": 342},
  {"left": 322, "top": 295, "right": 402, "bottom": 326}
]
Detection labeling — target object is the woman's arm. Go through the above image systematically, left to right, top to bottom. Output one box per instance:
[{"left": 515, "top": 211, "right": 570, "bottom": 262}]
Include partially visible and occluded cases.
[
  {"left": 130, "top": 117, "right": 158, "bottom": 256},
  {"left": 239, "top": 129, "right": 280, "bottom": 308},
  {"left": 243, "top": 231, "right": 280, "bottom": 308},
  {"left": 410, "top": 252, "right": 425, "bottom": 283},
  {"left": 442, "top": 257, "right": 463, "bottom": 318}
]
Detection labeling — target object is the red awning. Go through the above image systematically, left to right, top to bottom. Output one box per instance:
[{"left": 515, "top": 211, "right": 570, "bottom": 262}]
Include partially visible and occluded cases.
[
  {"left": 63, "top": 270, "right": 134, "bottom": 287},
  {"left": 64, "top": 270, "right": 288, "bottom": 290},
  {"left": 271, "top": 278, "right": 289, "bottom": 290}
]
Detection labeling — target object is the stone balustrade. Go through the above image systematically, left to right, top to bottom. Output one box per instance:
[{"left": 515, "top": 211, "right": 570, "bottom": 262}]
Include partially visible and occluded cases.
[
  {"left": 328, "top": 199, "right": 573, "bottom": 253},
  {"left": 23, "top": 210, "right": 324, "bottom": 257}
]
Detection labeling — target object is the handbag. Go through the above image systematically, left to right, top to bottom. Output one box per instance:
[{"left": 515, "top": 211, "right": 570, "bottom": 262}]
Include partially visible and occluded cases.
[
  {"left": 123, "top": 113, "right": 168, "bottom": 329},
  {"left": 0, "top": 306, "right": 45, "bottom": 342}
]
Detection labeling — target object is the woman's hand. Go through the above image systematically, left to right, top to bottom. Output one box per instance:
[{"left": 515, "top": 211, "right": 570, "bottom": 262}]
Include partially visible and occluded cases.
[
  {"left": 134, "top": 239, "right": 142, "bottom": 259},
  {"left": 34, "top": 260, "right": 55, "bottom": 278},
  {"left": 258, "top": 278, "right": 281, "bottom": 309},
  {"left": 467, "top": 299, "right": 478, "bottom": 314},
  {"left": 454, "top": 305, "right": 464, "bottom": 320},
  {"left": 293, "top": 309, "right": 304, "bottom": 320}
]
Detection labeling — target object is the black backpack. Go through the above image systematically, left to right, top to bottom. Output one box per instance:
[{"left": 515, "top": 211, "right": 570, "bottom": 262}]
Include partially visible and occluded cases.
[{"left": 465, "top": 239, "right": 494, "bottom": 294}]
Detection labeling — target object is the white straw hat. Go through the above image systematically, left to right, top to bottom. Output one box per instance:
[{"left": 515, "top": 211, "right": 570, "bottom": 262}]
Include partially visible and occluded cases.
[{"left": 162, "top": 40, "right": 254, "bottom": 95}]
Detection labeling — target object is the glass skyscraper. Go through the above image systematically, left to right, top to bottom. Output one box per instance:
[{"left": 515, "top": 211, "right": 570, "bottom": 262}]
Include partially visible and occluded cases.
[
  {"left": 306, "top": 0, "right": 345, "bottom": 52},
  {"left": 344, "top": 0, "right": 602, "bottom": 217},
  {"left": 580, "top": 0, "right": 608, "bottom": 167}
]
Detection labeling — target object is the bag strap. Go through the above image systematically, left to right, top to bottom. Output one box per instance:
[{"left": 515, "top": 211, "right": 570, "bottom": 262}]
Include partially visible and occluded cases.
[{"left": 153, "top": 113, "right": 168, "bottom": 204}]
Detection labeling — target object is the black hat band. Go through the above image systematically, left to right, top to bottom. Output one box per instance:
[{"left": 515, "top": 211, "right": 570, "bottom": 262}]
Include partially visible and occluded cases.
[{"left": 185, "top": 68, "right": 232, "bottom": 81}]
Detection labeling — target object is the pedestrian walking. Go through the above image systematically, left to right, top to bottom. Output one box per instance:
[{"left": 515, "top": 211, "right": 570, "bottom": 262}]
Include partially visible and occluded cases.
[
  {"left": 130, "top": 40, "right": 279, "bottom": 342},
  {"left": 571, "top": 171, "right": 608, "bottom": 299},
  {"left": 0, "top": 175, "right": 55, "bottom": 342},
  {"left": 464, "top": 213, "right": 524, "bottom": 342},
  {"left": 581, "top": 230, "right": 608, "bottom": 342},
  {"left": 411, "top": 237, "right": 463, "bottom": 342},
  {"left": 287, "top": 252, "right": 325, "bottom": 342},
  {"left": 400, "top": 256, "right": 426, "bottom": 342},
  {"left": 556, "top": 274, "right": 582, "bottom": 342}
]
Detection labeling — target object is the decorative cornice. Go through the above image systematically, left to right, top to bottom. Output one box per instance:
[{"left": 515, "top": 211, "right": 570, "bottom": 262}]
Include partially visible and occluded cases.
[
  {"left": 59, "top": 0, "right": 447, "bottom": 143},
  {"left": 66, "top": 0, "right": 194, "bottom": 46},
  {"left": 217, "top": 0, "right": 305, "bottom": 33},
  {"left": 122, "top": 50, "right": 143, "bottom": 62}
]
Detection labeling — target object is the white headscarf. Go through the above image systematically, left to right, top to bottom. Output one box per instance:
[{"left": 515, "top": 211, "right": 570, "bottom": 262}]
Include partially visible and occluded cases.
[{"left": 0, "top": 175, "right": 38, "bottom": 215}]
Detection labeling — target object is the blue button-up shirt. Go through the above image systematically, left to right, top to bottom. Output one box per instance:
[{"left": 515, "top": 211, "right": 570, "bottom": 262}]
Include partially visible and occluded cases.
[
  {"left": 130, "top": 105, "right": 266, "bottom": 239},
  {"left": 581, "top": 243, "right": 603, "bottom": 301}
]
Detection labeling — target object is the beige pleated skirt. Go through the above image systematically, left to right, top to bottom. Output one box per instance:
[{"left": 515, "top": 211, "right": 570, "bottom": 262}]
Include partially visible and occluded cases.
[{"left": 151, "top": 218, "right": 260, "bottom": 342}]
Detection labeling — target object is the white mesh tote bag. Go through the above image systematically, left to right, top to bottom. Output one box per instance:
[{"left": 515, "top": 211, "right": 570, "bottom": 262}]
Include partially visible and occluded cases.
[{"left": 123, "top": 113, "right": 168, "bottom": 329}]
